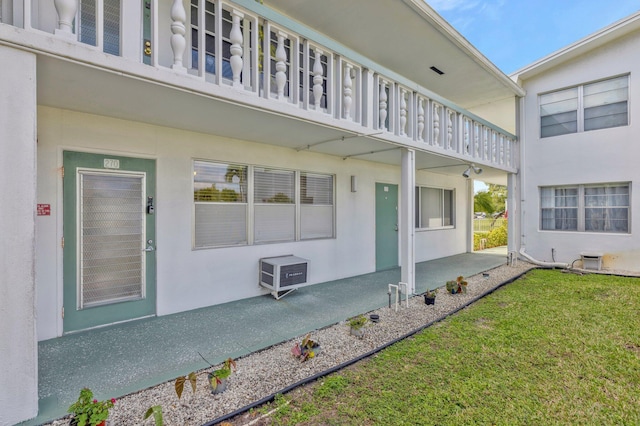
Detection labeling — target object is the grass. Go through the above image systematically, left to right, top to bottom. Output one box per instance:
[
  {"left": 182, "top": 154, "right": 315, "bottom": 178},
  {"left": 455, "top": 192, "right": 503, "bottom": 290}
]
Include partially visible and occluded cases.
[{"left": 257, "top": 270, "right": 640, "bottom": 425}]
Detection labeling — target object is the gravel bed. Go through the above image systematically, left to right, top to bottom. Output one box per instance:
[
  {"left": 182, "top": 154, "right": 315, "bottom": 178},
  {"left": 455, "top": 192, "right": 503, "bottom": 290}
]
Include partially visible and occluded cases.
[{"left": 48, "top": 261, "right": 535, "bottom": 426}]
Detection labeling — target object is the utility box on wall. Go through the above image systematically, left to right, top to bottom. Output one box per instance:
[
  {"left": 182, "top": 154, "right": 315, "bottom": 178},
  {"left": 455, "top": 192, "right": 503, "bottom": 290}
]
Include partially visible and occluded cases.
[
  {"left": 581, "top": 252, "right": 603, "bottom": 271},
  {"left": 260, "top": 255, "right": 309, "bottom": 299}
]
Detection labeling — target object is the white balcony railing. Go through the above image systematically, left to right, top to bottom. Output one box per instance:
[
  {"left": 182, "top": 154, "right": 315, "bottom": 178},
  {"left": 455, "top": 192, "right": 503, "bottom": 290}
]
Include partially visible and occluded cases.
[{"left": 6, "top": 0, "right": 516, "bottom": 169}]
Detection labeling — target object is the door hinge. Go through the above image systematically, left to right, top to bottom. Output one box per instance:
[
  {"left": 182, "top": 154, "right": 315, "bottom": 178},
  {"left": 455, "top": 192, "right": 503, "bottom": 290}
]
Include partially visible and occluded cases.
[
  {"left": 60, "top": 166, "right": 65, "bottom": 179},
  {"left": 61, "top": 237, "right": 64, "bottom": 248},
  {"left": 62, "top": 307, "right": 65, "bottom": 319}
]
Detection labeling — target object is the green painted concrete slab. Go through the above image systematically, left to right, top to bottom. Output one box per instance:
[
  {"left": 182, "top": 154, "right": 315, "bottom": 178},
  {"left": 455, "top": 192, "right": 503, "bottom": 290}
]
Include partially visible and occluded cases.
[{"left": 24, "top": 252, "right": 506, "bottom": 425}]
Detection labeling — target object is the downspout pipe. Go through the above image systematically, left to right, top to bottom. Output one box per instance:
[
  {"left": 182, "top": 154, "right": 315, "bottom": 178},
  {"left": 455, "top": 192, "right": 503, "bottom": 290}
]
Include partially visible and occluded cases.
[{"left": 519, "top": 247, "right": 568, "bottom": 269}]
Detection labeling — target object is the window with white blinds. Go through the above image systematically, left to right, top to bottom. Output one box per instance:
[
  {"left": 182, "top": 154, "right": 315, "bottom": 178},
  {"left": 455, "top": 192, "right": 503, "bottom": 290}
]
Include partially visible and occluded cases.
[
  {"left": 540, "top": 75, "right": 628, "bottom": 138},
  {"left": 194, "top": 161, "right": 335, "bottom": 248},
  {"left": 194, "top": 161, "right": 248, "bottom": 248},
  {"left": 254, "top": 168, "right": 295, "bottom": 243},
  {"left": 301, "top": 173, "right": 334, "bottom": 239},
  {"left": 541, "top": 183, "right": 630, "bottom": 233}
]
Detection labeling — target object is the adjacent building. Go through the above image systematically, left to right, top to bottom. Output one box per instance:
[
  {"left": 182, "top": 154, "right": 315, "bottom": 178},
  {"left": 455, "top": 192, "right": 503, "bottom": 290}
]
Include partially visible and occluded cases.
[{"left": 512, "top": 11, "right": 640, "bottom": 272}]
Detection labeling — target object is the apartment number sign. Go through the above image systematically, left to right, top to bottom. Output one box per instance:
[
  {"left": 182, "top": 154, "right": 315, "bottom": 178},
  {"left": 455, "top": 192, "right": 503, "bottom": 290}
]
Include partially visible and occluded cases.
[{"left": 103, "top": 159, "right": 120, "bottom": 169}]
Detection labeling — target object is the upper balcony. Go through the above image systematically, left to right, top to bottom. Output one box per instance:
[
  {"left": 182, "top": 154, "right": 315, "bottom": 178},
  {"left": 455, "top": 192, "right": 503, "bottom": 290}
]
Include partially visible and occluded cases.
[{"left": 1, "top": 0, "right": 524, "bottom": 180}]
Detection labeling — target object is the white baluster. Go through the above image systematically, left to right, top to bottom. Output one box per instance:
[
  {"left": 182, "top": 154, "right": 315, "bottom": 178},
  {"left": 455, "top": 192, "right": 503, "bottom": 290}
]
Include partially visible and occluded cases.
[
  {"left": 54, "top": 0, "right": 77, "bottom": 38},
  {"left": 170, "top": 0, "right": 187, "bottom": 72},
  {"left": 230, "top": 10, "right": 245, "bottom": 88},
  {"left": 274, "top": 31, "right": 288, "bottom": 100},
  {"left": 312, "top": 48, "right": 324, "bottom": 109},
  {"left": 343, "top": 63, "right": 353, "bottom": 120},
  {"left": 379, "top": 81, "right": 387, "bottom": 130},
  {"left": 399, "top": 89, "right": 407, "bottom": 136},
  {"left": 417, "top": 98, "right": 425, "bottom": 142},
  {"left": 433, "top": 104, "right": 440, "bottom": 144},
  {"left": 447, "top": 110, "right": 453, "bottom": 149},
  {"left": 464, "top": 119, "right": 470, "bottom": 154}
]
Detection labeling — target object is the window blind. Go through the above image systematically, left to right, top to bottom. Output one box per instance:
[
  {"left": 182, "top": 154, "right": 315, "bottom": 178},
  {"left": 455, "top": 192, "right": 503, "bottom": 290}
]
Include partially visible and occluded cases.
[
  {"left": 540, "top": 87, "right": 578, "bottom": 138},
  {"left": 194, "top": 161, "right": 248, "bottom": 248},
  {"left": 254, "top": 168, "right": 295, "bottom": 243},
  {"left": 300, "top": 173, "right": 334, "bottom": 239}
]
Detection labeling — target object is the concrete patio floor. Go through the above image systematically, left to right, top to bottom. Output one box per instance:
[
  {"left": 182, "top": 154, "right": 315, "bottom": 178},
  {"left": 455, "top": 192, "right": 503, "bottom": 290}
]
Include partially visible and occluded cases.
[{"left": 26, "top": 251, "right": 508, "bottom": 425}]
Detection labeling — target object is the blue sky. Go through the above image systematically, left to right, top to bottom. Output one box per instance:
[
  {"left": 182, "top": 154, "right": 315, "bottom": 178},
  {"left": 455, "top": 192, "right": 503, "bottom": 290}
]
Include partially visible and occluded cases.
[
  {"left": 429, "top": 0, "right": 640, "bottom": 74},
  {"left": 429, "top": 0, "right": 640, "bottom": 193}
]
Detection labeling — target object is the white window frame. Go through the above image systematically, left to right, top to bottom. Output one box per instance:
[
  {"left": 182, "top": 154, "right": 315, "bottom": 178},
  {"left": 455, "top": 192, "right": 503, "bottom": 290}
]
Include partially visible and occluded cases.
[
  {"left": 539, "top": 75, "right": 629, "bottom": 138},
  {"left": 193, "top": 160, "right": 335, "bottom": 248},
  {"left": 540, "top": 183, "right": 630, "bottom": 233},
  {"left": 415, "top": 186, "right": 455, "bottom": 230}
]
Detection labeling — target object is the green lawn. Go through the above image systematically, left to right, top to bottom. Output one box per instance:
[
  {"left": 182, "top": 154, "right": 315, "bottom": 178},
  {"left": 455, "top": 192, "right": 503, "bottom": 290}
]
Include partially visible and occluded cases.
[{"left": 258, "top": 269, "right": 640, "bottom": 425}]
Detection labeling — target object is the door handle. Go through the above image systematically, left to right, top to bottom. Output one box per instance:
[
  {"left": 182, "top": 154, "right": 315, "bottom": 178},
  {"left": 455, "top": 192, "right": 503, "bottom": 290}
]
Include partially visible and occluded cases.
[{"left": 142, "top": 239, "right": 155, "bottom": 252}]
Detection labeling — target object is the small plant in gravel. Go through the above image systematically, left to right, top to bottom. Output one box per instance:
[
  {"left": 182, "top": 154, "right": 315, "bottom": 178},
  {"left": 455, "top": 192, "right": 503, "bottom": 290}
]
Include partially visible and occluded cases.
[
  {"left": 445, "top": 275, "right": 468, "bottom": 294},
  {"left": 348, "top": 315, "right": 368, "bottom": 330},
  {"left": 292, "top": 334, "right": 320, "bottom": 361},
  {"left": 174, "top": 356, "right": 237, "bottom": 398},
  {"left": 68, "top": 388, "right": 115, "bottom": 426}
]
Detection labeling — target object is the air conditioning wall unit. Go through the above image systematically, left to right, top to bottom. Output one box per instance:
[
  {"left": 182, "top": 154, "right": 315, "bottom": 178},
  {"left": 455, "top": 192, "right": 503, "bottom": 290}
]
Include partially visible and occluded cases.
[{"left": 259, "top": 255, "right": 309, "bottom": 299}]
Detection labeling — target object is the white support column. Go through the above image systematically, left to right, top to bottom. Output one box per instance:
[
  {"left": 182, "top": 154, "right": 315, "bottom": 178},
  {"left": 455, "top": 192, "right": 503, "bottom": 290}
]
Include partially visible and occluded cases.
[
  {"left": 53, "top": 0, "right": 77, "bottom": 38},
  {"left": 170, "top": 0, "right": 187, "bottom": 72},
  {"left": 230, "top": 10, "right": 245, "bottom": 89},
  {"left": 274, "top": 30, "right": 288, "bottom": 99},
  {"left": 0, "top": 45, "right": 38, "bottom": 425},
  {"left": 312, "top": 48, "right": 324, "bottom": 110},
  {"left": 343, "top": 62, "right": 353, "bottom": 120},
  {"left": 379, "top": 80, "right": 387, "bottom": 131},
  {"left": 399, "top": 89, "right": 407, "bottom": 136},
  {"left": 417, "top": 98, "right": 425, "bottom": 142},
  {"left": 400, "top": 148, "right": 416, "bottom": 295},
  {"left": 507, "top": 172, "right": 519, "bottom": 255},
  {"left": 467, "top": 177, "right": 474, "bottom": 252}
]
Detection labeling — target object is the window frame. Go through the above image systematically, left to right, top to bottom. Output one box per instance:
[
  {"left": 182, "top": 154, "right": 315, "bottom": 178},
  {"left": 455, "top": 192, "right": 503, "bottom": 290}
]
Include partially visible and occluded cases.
[
  {"left": 539, "top": 74, "right": 629, "bottom": 138},
  {"left": 193, "top": 159, "right": 335, "bottom": 249},
  {"left": 539, "top": 183, "right": 630, "bottom": 234},
  {"left": 415, "top": 185, "right": 455, "bottom": 231}
]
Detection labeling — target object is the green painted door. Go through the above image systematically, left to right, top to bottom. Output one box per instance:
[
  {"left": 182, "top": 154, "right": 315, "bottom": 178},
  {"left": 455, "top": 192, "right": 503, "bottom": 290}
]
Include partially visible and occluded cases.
[
  {"left": 63, "top": 151, "right": 156, "bottom": 333},
  {"left": 375, "top": 183, "right": 398, "bottom": 271}
]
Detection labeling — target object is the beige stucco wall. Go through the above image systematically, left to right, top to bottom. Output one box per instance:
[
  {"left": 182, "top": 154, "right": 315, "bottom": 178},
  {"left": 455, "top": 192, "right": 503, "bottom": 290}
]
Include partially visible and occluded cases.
[{"left": 35, "top": 106, "right": 471, "bottom": 341}]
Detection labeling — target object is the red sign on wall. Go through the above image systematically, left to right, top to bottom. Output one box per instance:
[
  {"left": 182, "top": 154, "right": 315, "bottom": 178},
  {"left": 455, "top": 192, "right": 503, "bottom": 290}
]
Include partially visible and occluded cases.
[{"left": 37, "top": 204, "right": 51, "bottom": 216}]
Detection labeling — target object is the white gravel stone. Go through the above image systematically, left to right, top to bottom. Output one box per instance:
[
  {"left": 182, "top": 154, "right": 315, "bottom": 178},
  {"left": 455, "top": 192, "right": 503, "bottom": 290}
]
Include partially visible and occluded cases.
[{"left": 47, "top": 261, "right": 535, "bottom": 426}]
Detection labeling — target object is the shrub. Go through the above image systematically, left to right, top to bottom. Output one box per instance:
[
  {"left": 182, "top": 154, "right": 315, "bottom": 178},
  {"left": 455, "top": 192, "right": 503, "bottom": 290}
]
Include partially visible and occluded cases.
[{"left": 487, "top": 222, "right": 507, "bottom": 247}]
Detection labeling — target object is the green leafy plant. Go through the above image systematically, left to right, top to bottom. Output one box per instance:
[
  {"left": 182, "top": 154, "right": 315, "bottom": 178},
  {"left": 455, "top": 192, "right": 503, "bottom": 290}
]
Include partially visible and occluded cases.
[
  {"left": 425, "top": 289, "right": 436, "bottom": 298},
  {"left": 348, "top": 315, "right": 368, "bottom": 331},
  {"left": 292, "top": 334, "right": 320, "bottom": 361},
  {"left": 175, "top": 356, "right": 237, "bottom": 398},
  {"left": 209, "top": 357, "right": 237, "bottom": 392},
  {"left": 68, "top": 388, "right": 115, "bottom": 426},
  {"left": 143, "top": 405, "right": 163, "bottom": 426}
]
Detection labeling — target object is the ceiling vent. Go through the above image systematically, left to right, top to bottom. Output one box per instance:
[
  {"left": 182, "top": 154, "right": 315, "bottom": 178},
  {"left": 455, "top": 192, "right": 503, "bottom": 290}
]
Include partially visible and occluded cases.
[{"left": 430, "top": 66, "right": 445, "bottom": 75}]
